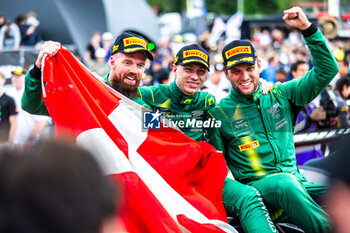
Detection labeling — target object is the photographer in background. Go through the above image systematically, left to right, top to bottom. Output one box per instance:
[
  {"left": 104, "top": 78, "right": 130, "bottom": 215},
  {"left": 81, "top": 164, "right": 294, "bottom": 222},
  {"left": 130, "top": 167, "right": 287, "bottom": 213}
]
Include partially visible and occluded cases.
[
  {"left": 292, "top": 60, "right": 326, "bottom": 164},
  {"left": 304, "top": 86, "right": 349, "bottom": 171},
  {"left": 317, "top": 87, "right": 349, "bottom": 130}
]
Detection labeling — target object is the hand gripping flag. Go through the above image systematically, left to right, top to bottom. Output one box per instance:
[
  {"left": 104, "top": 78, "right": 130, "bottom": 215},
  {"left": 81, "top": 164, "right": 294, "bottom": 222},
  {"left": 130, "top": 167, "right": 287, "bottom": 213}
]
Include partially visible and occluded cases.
[{"left": 41, "top": 48, "right": 236, "bottom": 233}]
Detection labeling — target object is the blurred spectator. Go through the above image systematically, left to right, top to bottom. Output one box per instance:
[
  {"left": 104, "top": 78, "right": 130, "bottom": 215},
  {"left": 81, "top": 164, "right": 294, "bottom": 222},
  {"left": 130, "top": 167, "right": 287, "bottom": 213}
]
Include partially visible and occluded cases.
[
  {"left": 22, "top": 11, "right": 41, "bottom": 48},
  {"left": 0, "top": 13, "right": 5, "bottom": 29},
  {"left": 14, "top": 14, "right": 27, "bottom": 44},
  {"left": 0, "top": 20, "right": 21, "bottom": 50},
  {"left": 251, "top": 26, "right": 261, "bottom": 44},
  {"left": 271, "top": 28, "right": 284, "bottom": 49},
  {"left": 258, "top": 29, "right": 272, "bottom": 48},
  {"left": 286, "top": 29, "right": 303, "bottom": 46},
  {"left": 198, "top": 30, "right": 210, "bottom": 52},
  {"left": 84, "top": 32, "right": 102, "bottom": 64},
  {"left": 102, "top": 32, "right": 113, "bottom": 62},
  {"left": 169, "top": 34, "right": 184, "bottom": 56},
  {"left": 88, "top": 48, "right": 110, "bottom": 78},
  {"left": 292, "top": 48, "right": 309, "bottom": 63},
  {"left": 260, "top": 53, "right": 280, "bottom": 83},
  {"left": 150, "top": 58, "right": 171, "bottom": 85},
  {"left": 330, "top": 59, "right": 350, "bottom": 88},
  {"left": 338, "top": 59, "right": 350, "bottom": 78},
  {"left": 291, "top": 60, "right": 310, "bottom": 79},
  {"left": 292, "top": 60, "right": 325, "bottom": 164},
  {"left": 201, "top": 63, "right": 229, "bottom": 102},
  {"left": 275, "top": 66, "right": 289, "bottom": 83},
  {"left": 6, "top": 67, "right": 49, "bottom": 148},
  {"left": 157, "top": 69, "right": 170, "bottom": 85},
  {"left": 0, "top": 72, "right": 17, "bottom": 147},
  {"left": 335, "top": 77, "right": 350, "bottom": 100},
  {"left": 316, "top": 87, "right": 349, "bottom": 155},
  {"left": 317, "top": 87, "right": 348, "bottom": 130},
  {"left": 325, "top": 134, "right": 350, "bottom": 233},
  {"left": 0, "top": 140, "right": 121, "bottom": 233}
]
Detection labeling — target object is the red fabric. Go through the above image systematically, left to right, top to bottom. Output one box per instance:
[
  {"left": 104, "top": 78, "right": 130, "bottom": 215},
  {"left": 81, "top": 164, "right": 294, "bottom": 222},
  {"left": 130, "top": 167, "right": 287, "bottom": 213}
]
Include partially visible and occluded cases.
[{"left": 42, "top": 48, "right": 229, "bottom": 233}]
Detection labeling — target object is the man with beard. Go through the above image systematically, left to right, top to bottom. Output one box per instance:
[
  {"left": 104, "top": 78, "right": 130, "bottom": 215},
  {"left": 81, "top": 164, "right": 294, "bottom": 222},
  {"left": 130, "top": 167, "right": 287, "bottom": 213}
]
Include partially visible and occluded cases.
[
  {"left": 207, "top": 7, "right": 338, "bottom": 233},
  {"left": 21, "top": 32, "right": 277, "bottom": 233},
  {"left": 22, "top": 32, "right": 154, "bottom": 115}
]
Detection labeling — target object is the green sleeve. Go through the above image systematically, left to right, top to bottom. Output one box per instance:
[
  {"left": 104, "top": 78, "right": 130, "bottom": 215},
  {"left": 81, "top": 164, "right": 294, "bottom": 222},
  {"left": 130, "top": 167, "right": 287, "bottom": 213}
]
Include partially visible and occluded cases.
[
  {"left": 277, "top": 29, "right": 339, "bottom": 107},
  {"left": 21, "top": 68, "right": 50, "bottom": 116}
]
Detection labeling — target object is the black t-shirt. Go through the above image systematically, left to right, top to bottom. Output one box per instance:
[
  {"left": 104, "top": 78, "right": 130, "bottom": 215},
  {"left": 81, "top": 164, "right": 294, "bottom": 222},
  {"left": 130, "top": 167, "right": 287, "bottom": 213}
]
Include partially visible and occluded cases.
[{"left": 0, "top": 93, "right": 17, "bottom": 142}]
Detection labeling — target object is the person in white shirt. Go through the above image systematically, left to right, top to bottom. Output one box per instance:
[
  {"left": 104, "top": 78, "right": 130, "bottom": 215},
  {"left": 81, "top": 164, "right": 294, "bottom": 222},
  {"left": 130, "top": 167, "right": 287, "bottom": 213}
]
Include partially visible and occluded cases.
[{"left": 7, "top": 66, "right": 49, "bottom": 147}]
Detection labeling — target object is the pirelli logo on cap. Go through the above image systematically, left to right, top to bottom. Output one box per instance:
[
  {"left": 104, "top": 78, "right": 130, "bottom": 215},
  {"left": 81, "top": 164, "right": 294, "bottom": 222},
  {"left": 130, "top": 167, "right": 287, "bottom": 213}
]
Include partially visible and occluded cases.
[
  {"left": 123, "top": 37, "right": 147, "bottom": 49},
  {"left": 225, "top": 46, "right": 251, "bottom": 59},
  {"left": 183, "top": 50, "right": 208, "bottom": 62},
  {"left": 238, "top": 140, "right": 260, "bottom": 151}
]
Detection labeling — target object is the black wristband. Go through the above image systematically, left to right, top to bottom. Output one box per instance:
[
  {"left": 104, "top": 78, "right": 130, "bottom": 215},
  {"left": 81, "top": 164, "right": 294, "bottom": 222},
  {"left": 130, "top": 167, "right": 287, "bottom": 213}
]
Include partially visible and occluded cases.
[
  {"left": 301, "top": 23, "right": 317, "bottom": 37},
  {"left": 29, "top": 64, "right": 42, "bottom": 81}
]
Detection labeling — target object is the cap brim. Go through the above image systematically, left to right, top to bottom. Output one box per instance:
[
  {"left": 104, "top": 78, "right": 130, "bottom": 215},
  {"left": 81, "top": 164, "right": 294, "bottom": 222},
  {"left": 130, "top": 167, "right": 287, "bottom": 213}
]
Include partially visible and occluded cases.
[
  {"left": 122, "top": 48, "right": 154, "bottom": 61},
  {"left": 226, "top": 57, "right": 257, "bottom": 70},
  {"left": 179, "top": 59, "right": 210, "bottom": 71},
  {"left": 11, "top": 71, "right": 24, "bottom": 75}
]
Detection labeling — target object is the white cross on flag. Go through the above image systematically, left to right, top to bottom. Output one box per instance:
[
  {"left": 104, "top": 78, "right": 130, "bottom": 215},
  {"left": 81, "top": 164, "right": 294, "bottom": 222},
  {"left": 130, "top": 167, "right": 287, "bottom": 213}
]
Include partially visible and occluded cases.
[{"left": 41, "top": 48, "right": 236, "bottom": 233}]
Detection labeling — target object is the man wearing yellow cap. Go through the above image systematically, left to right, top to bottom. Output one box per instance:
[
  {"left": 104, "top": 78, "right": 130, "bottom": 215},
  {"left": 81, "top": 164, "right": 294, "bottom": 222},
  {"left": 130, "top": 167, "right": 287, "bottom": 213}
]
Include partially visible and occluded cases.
[
  {"left": 208, "top": 7, "right": 338, "bottom": 233},
  {"left": 21, "top": 32, "right": 277, "bottom": 233}
]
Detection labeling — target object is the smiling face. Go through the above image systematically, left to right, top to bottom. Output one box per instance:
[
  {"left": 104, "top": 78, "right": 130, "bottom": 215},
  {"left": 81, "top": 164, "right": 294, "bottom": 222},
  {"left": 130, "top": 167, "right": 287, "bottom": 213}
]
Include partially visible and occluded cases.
[
  {"left": 109, "top": 52, "right": 146, "bottom": 98},
  {"left": 224, "top": 61, "right": 260, "bottom": 96},
  {"left": 173, "top": 63, "right": 208, "bottom": 96}
]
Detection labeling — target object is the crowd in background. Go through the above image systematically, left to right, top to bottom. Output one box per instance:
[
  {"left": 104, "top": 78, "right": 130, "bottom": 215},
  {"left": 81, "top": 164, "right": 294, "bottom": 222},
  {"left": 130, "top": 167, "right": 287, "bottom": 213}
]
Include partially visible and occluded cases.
[
  {"left": 1, "top": 9, "right": 350, "bottom": 233},
  {"left": 1, "top": 10, "right": 350, "bottom": 156},
  {"left": 0, "top": 12, "right": 41, "bottom": 51}
]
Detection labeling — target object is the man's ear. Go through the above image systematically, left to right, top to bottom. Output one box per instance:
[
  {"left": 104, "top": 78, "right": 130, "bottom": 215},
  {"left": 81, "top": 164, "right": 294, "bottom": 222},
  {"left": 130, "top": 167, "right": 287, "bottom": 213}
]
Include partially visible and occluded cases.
[
  {"left": 110, "top": 56, "right": 115, "bottom": 69},
  {"left": 257, "top": 57, "right": 262, "bottom": 72},
  {"left": 170, "top": 64, "right": 177, "bottom": 72},
  {"left": 223, "top": 68, "right": 229, "bottom": 79}
]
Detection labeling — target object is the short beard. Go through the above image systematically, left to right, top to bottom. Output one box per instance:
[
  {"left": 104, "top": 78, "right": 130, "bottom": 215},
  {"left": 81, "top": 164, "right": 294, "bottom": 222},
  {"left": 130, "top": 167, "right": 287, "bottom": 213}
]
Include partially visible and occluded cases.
[
  {"left": 110, "top": 77, "right": 140, "bottom": 99},
  {"left": 235, "top": 84, "right": 258, "bottom": 96}
]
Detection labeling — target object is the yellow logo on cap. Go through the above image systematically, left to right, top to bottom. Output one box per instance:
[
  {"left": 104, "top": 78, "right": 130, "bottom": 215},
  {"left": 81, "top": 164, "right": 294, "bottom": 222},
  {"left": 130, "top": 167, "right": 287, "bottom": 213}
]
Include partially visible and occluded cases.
[
  {"left": 123, "top": 37, "right": 147, "bottom": 49},
  {"left": 112, "top": 45, "right": 119, "bottom": 53},
  {"left": 225, "top": 46, "right": 251, "bottom": 59},
  {"left": 183, "top": 50, "right": 208, "bottom": 62},
  {"left": 174, "top": 56, "right": 178, "bottom": 64},
  {"left": 227, "top": 57, "right": 254, "bottom": 67},
  {"left": 182, "top": 59, "right": 209, "bottom": 68}
]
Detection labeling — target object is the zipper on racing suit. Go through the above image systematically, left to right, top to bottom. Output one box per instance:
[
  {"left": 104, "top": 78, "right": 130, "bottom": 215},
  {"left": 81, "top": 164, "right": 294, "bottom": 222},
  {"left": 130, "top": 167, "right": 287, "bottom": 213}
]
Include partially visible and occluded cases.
[{"left": 256, "top": 99, "right": 278, "bottom": 167}]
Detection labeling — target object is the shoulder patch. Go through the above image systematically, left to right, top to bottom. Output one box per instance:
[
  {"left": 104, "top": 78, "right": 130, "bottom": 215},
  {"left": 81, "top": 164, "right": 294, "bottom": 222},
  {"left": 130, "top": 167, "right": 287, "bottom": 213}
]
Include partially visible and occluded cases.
[{"left": 204, "top": 93, "right": 217, "bottom": 108}]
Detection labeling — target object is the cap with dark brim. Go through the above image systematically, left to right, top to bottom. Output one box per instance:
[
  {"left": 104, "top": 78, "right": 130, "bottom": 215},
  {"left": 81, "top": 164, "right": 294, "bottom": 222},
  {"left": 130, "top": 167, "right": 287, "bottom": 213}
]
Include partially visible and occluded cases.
[
  {"left": 111, "top": 32, "right": 154, "bottom": 61},
  {"left": 222, "top": 40, "right": 257, "bottom": 70},
  {"left": 174, "top": 44, "right": 210, "bottom": 70},
  {"left": 121, "top": 47, "right": 154, "bottom": 61}
]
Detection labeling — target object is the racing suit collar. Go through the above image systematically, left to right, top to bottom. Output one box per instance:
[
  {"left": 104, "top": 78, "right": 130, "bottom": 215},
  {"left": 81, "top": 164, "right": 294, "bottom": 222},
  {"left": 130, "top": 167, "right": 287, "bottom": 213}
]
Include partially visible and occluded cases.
[
  {"left": 104, "top": 74, "right": 111, "bottom": 87},
  {"left": 169, "top": 81, "right": 199, "bottom": 105},
  {"left": 229, "top": 84, "right": 262, "bottom": 103}
]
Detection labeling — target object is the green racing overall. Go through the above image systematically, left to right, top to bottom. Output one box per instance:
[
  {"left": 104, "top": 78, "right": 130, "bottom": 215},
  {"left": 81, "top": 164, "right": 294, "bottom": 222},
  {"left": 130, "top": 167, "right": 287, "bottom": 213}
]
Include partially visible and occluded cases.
[
  {"left": 208, "top": 29, "right": 339, "bottom": 233},
  {"left": 22, "top": 64, "right": 277, "bottom": 233}
]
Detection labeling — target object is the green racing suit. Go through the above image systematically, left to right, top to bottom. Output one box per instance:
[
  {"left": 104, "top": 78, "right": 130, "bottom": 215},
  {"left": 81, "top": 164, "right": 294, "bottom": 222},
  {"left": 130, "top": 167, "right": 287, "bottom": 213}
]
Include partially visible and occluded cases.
[
  {"left": 208, "top": 28, "right": 339, "bottom": 233},
  {"left": 21, "top": 67, "right": 278, "bottom": 233}
]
